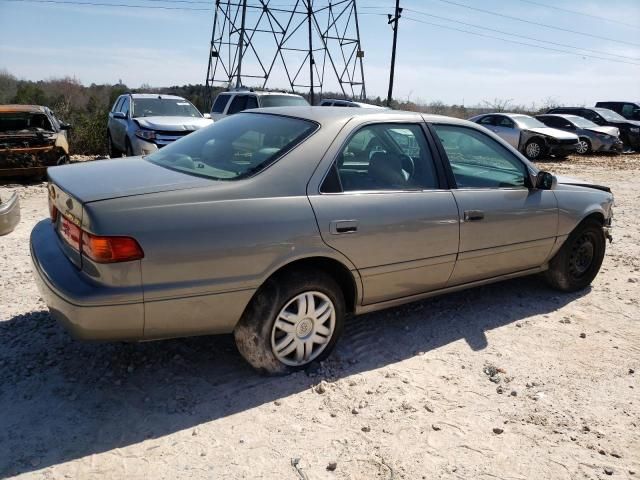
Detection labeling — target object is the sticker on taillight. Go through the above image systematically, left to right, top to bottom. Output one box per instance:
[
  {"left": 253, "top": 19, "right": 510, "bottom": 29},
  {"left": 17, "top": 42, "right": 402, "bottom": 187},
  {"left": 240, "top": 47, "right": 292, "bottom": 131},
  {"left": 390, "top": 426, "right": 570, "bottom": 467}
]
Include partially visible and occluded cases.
[{"left": 58, "top": 215, "right": 82, "bottom": 251}]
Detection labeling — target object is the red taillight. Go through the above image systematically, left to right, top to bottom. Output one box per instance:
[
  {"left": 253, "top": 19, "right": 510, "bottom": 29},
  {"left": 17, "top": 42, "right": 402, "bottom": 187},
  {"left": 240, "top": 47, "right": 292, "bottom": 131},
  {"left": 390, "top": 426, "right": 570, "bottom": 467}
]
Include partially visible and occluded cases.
[
  {"left": 57, "top": 213, "right": 144, "bottom": 263},
  {"left": 59, "top": 215, "right": 82, "bottom": 251},
  {"left": 81, "top": 233, "right": 144, "bottom": 263}
]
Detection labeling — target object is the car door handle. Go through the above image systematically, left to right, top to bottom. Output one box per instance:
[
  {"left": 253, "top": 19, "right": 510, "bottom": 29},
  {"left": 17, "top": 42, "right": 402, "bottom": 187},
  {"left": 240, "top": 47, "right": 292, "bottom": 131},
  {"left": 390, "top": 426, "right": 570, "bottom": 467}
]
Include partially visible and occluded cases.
[
  {"left": 464, "top": 210, "right": 485, "bottom": 221},
  {"left": 330, "top": 220, "right": 358, "bottom": 234}
]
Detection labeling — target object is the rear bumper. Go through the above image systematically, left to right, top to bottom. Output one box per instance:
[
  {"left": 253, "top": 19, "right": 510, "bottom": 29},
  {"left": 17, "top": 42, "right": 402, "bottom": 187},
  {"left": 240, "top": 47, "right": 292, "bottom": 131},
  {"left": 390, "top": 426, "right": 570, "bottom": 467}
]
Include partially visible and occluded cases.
[
  {"left": 0, "top": 192, "right": 20, "bottom": 235},
  {"left": 30, "top": 220, "right": 144, "bottom": 340}
]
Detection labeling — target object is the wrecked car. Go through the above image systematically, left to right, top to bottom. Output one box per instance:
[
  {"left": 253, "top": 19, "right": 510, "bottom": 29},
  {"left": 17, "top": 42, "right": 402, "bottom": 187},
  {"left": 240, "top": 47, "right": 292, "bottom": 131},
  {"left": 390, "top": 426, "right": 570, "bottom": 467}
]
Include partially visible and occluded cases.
[
  {"left": 0, "top": 105, "right": 71, "bottom": 179},
  {"left": 469, "top": 113, "right": 580, "bottom": 160},
  {"left": 536, "top": 114, "right": 623, "bottom": 155}
]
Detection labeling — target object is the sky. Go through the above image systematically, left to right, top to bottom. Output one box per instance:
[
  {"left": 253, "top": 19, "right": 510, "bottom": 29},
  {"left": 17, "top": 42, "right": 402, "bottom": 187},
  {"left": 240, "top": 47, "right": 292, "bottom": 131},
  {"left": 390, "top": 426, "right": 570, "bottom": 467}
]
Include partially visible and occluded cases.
[{"left": 0, "top": 0, "right": 639, "bottom": 107}]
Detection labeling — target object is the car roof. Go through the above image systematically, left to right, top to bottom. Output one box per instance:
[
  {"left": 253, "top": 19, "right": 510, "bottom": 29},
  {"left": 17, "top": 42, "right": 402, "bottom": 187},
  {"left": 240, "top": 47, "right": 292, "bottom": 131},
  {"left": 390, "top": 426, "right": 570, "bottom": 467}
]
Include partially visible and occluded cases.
[
  {"left": 220, "top": 90, "right": 304, "bottom": 98},
  {"left": 129, "top": 93, "right": 186, "bottom": 100},
  {"left": 0, "top": 104, "right": 48, "bottom": 113},
  {"left": 244, "top": 106, "right": 472, "bottom": 127},
  {"left": 538, "top": 113, "right": 578, "bottom": 120}
]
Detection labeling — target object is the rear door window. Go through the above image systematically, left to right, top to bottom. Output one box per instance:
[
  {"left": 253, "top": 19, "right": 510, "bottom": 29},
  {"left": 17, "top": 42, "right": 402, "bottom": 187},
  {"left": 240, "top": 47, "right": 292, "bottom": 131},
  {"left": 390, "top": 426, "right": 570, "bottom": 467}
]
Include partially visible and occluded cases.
[
  {"left": 212, "top": 94, "right": 231, "bottom": 114},
  {"left": 227, "top": 95, "right": 248, "bottom": 115},
  {"left": 245, "top": 96, "right": 259, "bottom": 110},
  {"left": 479, "top": 116, "right": 496, "bottom": 126},
  {"left": 326, "top": 124, "right": 439, "bottom": 192}
]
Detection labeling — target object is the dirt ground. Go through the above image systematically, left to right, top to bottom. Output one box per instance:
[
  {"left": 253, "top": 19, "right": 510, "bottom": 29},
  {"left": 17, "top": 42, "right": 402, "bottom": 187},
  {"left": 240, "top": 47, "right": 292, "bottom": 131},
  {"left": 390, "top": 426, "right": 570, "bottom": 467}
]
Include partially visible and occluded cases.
[{"left": 0, "top": 154, "right": 638, "bottom": 479}]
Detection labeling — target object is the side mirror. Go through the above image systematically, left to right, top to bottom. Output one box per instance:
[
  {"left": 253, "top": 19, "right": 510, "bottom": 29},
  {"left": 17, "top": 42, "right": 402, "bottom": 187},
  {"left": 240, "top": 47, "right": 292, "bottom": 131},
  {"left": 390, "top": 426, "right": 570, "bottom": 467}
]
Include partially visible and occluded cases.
[
  {"left": 112, "top": 111, "right": 127, "bottom": 120},
  {"left": 203, "top": 113, "right": 212, "bottom": 119},
  {"left": 59, "top": 123, "right": 72, "bottom": 131},
  {"left": 535, "top": 171, "right": 556, "bottom": 190}
]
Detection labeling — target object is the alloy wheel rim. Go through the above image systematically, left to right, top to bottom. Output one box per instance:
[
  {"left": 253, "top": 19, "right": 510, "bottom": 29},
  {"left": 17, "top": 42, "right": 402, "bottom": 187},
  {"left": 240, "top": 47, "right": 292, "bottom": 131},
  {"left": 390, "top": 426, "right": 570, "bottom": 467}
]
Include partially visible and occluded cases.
[
  {"left": 577, "top": 140, "right": 589, "bottom": 154},
  {"left": 526, "top": 142, "right": 541, "bottom": 158},
  {"left": 569, "top": 233, "right": 595, "bottom": 278},
  {"left": 271, "top": 291, "right": 336, "bottom": 367}
]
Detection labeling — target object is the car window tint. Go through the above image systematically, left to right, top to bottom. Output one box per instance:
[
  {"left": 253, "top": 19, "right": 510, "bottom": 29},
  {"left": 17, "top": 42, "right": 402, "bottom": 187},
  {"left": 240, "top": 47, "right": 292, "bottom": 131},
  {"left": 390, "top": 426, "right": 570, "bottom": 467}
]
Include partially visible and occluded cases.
[
  {"left": 212, "top": 94, "right": 231, "bottom": 114},
  {"left": 227, "top": 95, "right": 247, "bottom": 115},
  {"left": 245, "top": 96, "right": 259, "bottom": 110},
  {"left": 113, "top": 97, "right": 124, "bottom": 112},
  {"left": 120, "top": 97, "right": 130, "bottom": 116},
  {"left": 622, "top": 104, "right": 634, "bottom": 117},
  {"left": 147, "top": 113, "right": 317, "bottom": 181},
  {"left": 479, "top": 116, "right": 495, "bottom": 126},
  {"left": 497, "top": 117, "right": 515, "bottom": 128},
  {"left": 329, "top": 124, "right": 438, "bottom": 192},
  {"left": 433, "top": 125, "right": 526, "bottom": 189}
]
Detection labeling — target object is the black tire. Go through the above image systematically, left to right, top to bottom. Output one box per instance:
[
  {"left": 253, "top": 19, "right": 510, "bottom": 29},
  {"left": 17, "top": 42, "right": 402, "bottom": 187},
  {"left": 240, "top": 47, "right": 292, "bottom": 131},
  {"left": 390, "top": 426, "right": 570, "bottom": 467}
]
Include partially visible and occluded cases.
[
  {"left": 107, "top": 133, "right": 122, "bottom": 158},
  {"left": 524, "top": 138, "right": 545, "bottom": 160},
  {"left": 576, "top": 138, "right": 592, "bottom": 155},
  {"left": 125, "top": 139, "right": 134, "bottom": 157},
  {"left": 544, "top": 219, "right": 606, "bottom": 292},
  {"left": 234, "top": 270, "right": 345, "bottom": 375}
]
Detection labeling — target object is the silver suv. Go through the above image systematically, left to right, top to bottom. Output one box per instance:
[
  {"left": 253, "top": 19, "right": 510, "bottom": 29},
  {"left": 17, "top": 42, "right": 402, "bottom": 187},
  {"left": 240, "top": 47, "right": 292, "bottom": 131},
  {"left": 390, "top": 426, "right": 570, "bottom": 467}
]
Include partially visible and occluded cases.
[
  {"left": 210, "top": 89, "right": 309, "bottom": 121},
  {"left": 107, "top": 93, "right": 212, "bottom": 157}
]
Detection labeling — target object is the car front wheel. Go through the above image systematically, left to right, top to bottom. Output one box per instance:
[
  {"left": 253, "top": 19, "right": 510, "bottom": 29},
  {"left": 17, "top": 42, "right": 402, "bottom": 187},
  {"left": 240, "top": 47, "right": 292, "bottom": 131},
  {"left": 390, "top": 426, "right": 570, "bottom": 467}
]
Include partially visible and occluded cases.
[
  {"left": 108, "top": 133, "right": 122, "bottom": 158},
  {"left": 576, "top": 138, "right": 591, "bottom": 155},
  {"left": 524, "top": 139, "right": 544, "bottom": 160},
  {"left": 544, "top": 218, "right": 606, "bottom": 292},
  {"left": 234, "top": 270, "right": 345, "bottom": 375}
]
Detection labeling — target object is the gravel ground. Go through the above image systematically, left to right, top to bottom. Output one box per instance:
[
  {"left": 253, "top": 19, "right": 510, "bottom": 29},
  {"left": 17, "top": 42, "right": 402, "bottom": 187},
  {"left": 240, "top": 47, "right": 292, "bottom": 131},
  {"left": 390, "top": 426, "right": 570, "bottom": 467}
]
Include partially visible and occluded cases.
[{"left": 0, "top": 154, "right": 638, "bottom": 479}]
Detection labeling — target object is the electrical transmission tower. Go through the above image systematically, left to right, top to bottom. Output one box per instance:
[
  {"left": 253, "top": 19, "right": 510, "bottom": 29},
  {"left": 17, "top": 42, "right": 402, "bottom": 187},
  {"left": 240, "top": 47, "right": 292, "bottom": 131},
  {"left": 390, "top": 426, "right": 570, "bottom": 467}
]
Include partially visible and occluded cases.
[{"left": 204, "top": 0, "right": 366, "bottom": 106}]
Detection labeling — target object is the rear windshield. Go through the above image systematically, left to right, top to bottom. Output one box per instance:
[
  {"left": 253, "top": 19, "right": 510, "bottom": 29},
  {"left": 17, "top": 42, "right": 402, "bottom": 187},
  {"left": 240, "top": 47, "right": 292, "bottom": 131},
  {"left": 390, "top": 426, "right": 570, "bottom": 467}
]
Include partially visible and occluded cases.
[
  {"left": 260, "top": 95, "right": 310, "bottom": 108},
  {"left": 132, "top": 98, "right": 202, "bottom": 118},
  {"left": 594, "top": 108, "right": 626, "bottom": 122},
  {"left": 0, "top": 112, "right": 53, "bottom": 132},
  {"left": 146, "top": 113, "right": 317, "bottom": 181},
  {"left": 513, "top": 116, "right": 546, "bottom": 129},
  {"left": 567, "top": 116, "right": 598, "bottom": 128}
]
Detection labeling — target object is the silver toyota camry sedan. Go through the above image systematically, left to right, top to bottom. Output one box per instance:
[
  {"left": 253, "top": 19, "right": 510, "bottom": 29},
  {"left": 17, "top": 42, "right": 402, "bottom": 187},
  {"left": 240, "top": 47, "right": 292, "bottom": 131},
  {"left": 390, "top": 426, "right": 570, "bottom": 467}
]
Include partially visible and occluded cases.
[{"left": 31, "top": 108, "right": 613, "bottom": 374}]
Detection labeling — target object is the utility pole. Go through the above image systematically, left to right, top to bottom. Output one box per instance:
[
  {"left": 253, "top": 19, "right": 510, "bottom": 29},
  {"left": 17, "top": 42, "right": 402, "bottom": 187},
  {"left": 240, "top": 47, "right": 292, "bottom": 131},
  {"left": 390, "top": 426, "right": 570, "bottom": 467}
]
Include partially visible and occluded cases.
[
  {"left": 236, "top": 0, "right": 248, "bottom": 88},
  {"left": 307, "top": 0, "right": 315, "bottom": 105},
  {"left": 386, "top": 0, "right": 401, "bottom": 107}
]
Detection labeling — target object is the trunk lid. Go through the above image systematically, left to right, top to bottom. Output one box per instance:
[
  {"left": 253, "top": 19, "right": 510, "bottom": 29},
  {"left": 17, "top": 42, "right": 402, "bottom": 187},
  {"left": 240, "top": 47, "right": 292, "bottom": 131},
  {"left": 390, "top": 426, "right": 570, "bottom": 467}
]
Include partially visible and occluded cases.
[{"left": 48, "top": 157, "right": 213, "bottom": 204}]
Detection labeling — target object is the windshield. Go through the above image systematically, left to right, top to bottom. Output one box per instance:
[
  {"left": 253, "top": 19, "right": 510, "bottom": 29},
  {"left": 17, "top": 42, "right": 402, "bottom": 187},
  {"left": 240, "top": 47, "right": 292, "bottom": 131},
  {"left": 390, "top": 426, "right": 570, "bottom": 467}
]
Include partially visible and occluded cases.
[
  {"left": 260, "top": 95, "right": 309, "bottom": 108},
  {"left": 132, "top": 98, "right": 202, "bottom": 118},
  {"left": 594, "top": 108, "right": 626, "bottom": 122},
  {"left": 0, "top": 112, "right": 53, "bottom": 132},
  {"left": 146, "top": 113, "right": 317, "bottom": 181},
  {"left": 513, "top": 116, "right": 546, "bottom": 129},
  {"left": 567, "top": 116, "right": 598, "bottom": 128}
]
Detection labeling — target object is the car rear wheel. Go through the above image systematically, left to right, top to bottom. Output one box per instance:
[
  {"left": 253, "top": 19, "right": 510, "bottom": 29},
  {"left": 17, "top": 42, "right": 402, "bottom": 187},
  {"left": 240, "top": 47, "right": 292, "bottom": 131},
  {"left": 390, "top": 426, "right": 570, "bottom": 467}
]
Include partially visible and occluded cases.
[
  {"left": 107, "top": 133, "right": 122, "bottom": 158},
  {"left": 576, "top": 138, "right": 591, "bottom": 155},
  {"left": 524, "top": 139, "right": 544, "bottom": 160},
  {"left": 544, "top": 219, "right": 606, "bottom": 292},
  {"left": 234, "top": 270, "right": 345, "bottom": 375}
]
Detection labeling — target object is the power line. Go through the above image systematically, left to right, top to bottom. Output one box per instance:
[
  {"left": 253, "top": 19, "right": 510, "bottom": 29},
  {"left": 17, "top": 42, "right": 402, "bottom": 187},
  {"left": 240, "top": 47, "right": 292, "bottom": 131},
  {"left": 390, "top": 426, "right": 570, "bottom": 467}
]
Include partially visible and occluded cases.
[
  {"left": 426, "top": 0, "right": 640, "bottom": 48},
  {"left": 515, "top": 0, "right": 640, "bottom": 30},
  {"left": 393, "top": 7, "right": 640, "bottom": 62},
  {"left": 387, "top": 14, "right": 640, "bottom": 67}
]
